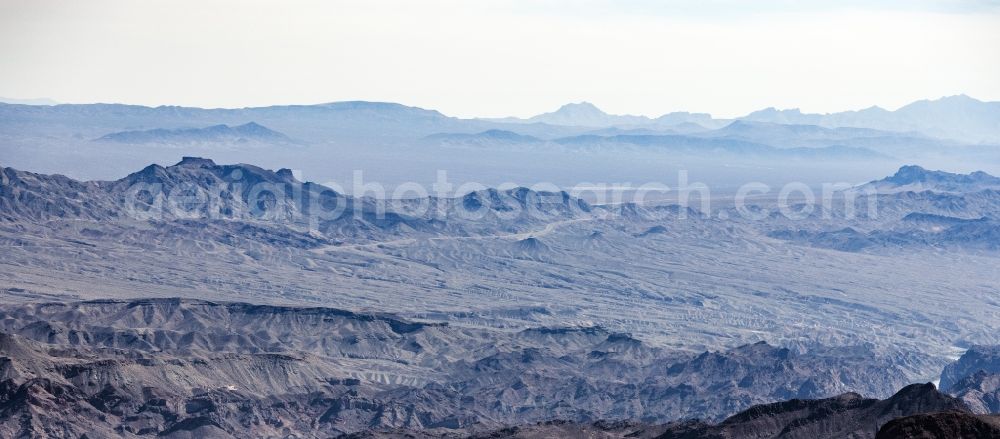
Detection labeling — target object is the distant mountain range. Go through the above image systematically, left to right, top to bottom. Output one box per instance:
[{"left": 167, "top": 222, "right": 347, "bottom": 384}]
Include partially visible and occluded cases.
[
  {"left": 2, "top": 94, "right": 998, "bottom": 186},
  {"left": 3, "top": 94, "right": 997, "bottom": 144},
  {"left": 487, "top": 95, "right": 1000, "bottom": 144},
  {"left": 742, "top": 95, "right": 1000, "bottom": 144},
  {"left": 0, "top": 100, "right": 465, "bottom": 143},
  {"left": 485, "top": 102, "right": 722, "bottom": 130},
  {"left": 96, "top": 122, "right": 296, "bottom": 145},
  {"left": 426, "top": 127, "right": 890, "bottom": 160},
  {"left": 424, "top": 129, "right": 543, "bottom": 145},
  {"left": 0, "top": 157, "right": 590, "bottom": 231},
  {"left": 761, "top": 165, "right": 1000, "bottom": 253},
  {"left": 858, "top": 165, "right": 1000, "bottom": 194}
]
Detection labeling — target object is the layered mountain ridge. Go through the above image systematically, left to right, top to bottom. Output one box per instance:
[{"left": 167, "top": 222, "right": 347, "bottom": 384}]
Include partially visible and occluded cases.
[
  {"left": 484, "top": 94, "right": 1000, "bottom": 143},
  {"left": 4, "top": 96, "right": 998, "bottom": 190},
  {"left": 96, "top": 122, "right": 296, "bottom": 145},
  {"left": 0, "top": 157, "right": 592, "bottom": 238},
  {"left": 858, "top": 165, "right": 1000, "bottom": 194},
  {"left": 0, "top": 298, "right": 983, "bottom": 438}
]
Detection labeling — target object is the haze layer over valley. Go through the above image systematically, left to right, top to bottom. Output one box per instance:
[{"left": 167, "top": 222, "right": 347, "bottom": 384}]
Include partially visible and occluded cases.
[{"left": 3, "top": 96, "right": 1000, "bottom": 193}]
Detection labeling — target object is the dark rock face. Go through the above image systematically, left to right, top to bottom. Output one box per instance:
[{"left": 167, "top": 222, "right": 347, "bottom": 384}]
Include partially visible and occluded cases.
[
  {"left": 653, "top": 383, "right": 968, "bottom": 439},
  {"left": 344, "top": 385, "right": 976, "bottom": 438},
  {"left": 875, "top": 412, "right": 1000, "bottom": 439}
]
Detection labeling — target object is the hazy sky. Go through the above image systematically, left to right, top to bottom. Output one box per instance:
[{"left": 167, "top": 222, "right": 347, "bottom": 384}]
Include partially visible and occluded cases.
[{"left": 1, "top": 0, "right": 999, "bottom": 118}]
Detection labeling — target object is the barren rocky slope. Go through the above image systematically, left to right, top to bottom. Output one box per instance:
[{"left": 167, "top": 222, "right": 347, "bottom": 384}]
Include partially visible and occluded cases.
[
  {"left": 2, "top": 160, "right": 999, "bottom": 437},
  {"left": 2, "top": 160, "right": 997, "bottom": 361},
  {"left": 0, "top": 299, "right": 940, "bottom": 437},
  {"left": 346, "top": 384, "right": 976, "bottom": 439}
]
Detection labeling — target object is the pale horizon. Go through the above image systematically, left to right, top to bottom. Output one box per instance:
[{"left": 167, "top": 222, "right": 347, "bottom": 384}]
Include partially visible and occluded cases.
[
  {"left": 1, "top": 0, "right": 999, "bottom": 119},
  {"left": 0, "top": 93, "right": 991, "bottom": 121}
]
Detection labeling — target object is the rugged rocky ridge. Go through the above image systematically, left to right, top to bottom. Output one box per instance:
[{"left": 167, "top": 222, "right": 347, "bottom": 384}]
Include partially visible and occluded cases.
[
  {"left": 0, "top": 158, "right": 592, "bottom": 241},
  {"left": 1, "top": 161, "right": 995, "bottom": 379},
  {"left": 3, "top": 161, "right": 1000, "bottom": 438},
  {"left": 857, "top": 165, "right": 1000, "bottom": 194},
  {"left": 763, "top": 167, "right": 1000, "bottom": 252},
  {"left": 768, "top": 214, "right": 1000, "bottom": 252},
  {"left": 0, "top": 299, "right": 934, "bottom": 437},
  {"left": 937, "top": 344, "right": 1000, "bottom": 415},
  {"left": 940, "top": 345, "right": 1000, "bottom": 392},
  {"left": 948, "top": 371, "right": 1000, "bottom": 414},
  {"left": 653, "top": 383, "right": 968, "bottom": 439},
  {"left": 345, "top": 384, "right": 973, "bottom": 438}
]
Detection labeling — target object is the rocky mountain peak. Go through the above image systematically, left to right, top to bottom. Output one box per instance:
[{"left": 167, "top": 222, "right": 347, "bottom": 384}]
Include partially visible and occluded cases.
[{"left": 175, "top": 156, "right": 217, "bottom": 168}]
